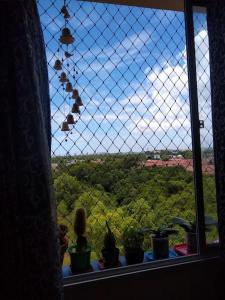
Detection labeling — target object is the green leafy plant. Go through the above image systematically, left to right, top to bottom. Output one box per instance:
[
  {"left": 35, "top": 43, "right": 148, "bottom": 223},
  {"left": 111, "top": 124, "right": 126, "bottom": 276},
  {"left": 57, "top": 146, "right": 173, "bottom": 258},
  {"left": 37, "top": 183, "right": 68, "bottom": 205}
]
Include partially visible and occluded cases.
[
  {"left": 74, "top": 208, "right": 88, "bottom": 252},
  {"left": 172, "top": 216, "right": 217, "bottom": 233},
  {"left": 101, "top": 221, "right": 119, "bottom": 267},
  {"left": 104, "top": 221, "right": 116, "bottom": 250},
  {"left": 150, "top": 226, "right": 178, "bottom": 238},
  {"left": 123, "top": 228, "right": 144, "bottom": 249}
]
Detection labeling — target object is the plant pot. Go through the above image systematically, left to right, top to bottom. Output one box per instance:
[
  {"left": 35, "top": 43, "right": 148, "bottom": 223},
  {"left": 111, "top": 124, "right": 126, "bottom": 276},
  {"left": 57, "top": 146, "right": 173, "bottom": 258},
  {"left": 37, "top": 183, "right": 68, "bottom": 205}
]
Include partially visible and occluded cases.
[
  {"left": 186, "top": 232, "right": 197, "bottom": 254},
  {"left": 152, "top": 236, "right": 169, "bottom": 260},
  {"left": 68, "top": 246, "right": 91, "bottom": 273},
  {"left": 101, "top": 247, "right": 120, "bottom": 268},
  {"left": 125, "top": 247, "right": 144, "bottom": 265}
]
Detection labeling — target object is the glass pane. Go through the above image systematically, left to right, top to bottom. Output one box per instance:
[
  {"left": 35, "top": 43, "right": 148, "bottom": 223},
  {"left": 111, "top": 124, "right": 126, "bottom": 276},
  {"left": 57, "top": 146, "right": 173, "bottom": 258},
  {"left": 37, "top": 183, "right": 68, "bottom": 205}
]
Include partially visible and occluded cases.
[
  {"left": 37, "top": 0, "right": 200, "bottom": 277},
  {"left": 193, "top": 7, "right": 218, "bottom": 245}
]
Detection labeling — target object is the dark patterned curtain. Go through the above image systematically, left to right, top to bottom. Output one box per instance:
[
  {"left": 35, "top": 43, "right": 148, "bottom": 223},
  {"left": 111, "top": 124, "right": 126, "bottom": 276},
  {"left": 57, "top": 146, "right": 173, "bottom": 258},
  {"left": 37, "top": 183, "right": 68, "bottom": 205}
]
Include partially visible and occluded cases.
[
  {"left": 0, "top": 0, "right": 62, "bottom": 299},
  {"left": 207, "top": 0, "right": 225, "bottom": 251}
]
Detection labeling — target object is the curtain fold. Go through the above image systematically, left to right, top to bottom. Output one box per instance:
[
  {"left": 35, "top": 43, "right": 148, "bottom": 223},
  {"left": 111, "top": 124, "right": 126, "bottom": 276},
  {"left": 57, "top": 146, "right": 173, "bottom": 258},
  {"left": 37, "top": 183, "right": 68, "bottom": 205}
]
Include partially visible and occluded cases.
[
  {"left": 0, "top": 0, "right": 62, "bottom": 299},
  {"left": 207, "top": 0, "right": 225, "bottom": 251}
]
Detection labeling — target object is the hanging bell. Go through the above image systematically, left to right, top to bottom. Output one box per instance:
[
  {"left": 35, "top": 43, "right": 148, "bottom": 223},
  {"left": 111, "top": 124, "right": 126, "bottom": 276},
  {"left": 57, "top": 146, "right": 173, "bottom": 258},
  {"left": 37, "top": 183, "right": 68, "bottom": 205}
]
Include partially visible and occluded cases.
[
  {"left": 61, "top": 5, "right": 67, "bottom": 14},
  {"left": 64, "top": 11, "right": 70, "bottom": 19},
  {"left": 59, "top": 28, "right": 74, "bottom": 44},
  {"left": 65, "top": 51, "right": 73, "bottom": 58},
  {"left": 53, "top": 59, "right": 62, "bottom": 70},
  {"left": 59, "top": 72, "right": 67, "bottom": 83},
  {"left": 65, "top": 82, "right": 73, "bottom": 92},
  {"left": 72, "top": 89, "right": 79, "bottom": 99},
  {"left": 76, "top": 96, "right": 83, "bottom": 106},
  {"left": 72, "top": 103, "right": 80, "bottom": 114},
  {"left": 67, "top": 114, "right": 75, "bottom": 124},
  {"left": 61, "top": 121, "right": 70, "bottom": 131}
]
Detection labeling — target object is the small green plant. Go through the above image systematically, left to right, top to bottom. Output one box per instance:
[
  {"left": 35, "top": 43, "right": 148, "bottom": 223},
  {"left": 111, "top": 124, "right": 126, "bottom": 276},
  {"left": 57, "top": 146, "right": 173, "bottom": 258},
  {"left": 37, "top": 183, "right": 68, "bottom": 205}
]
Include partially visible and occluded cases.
[
  {"left": 69, "top": 208, "right": 91, "bottom": 273},
  {"left": 74, "top": 208, "right": 88, "bottom": 252},
  {"left": 172, "top": 216, "right": 217, "bottom": 233},
  {"left": 101, "top": 221, "right": 119, "bottom": 268},
  {"left": 104, "top": 221, "right": 116, "bottom": 250},
  {"left": 148, "top": 225, "right": 177, "bottom": 260},
  {"left": 150, "top": 226, "right": 178, "bottom": 238},
  {"left": 123, "top": 228, "right": 144, "bottom": 249},
  {"left": 123, "top": 228, "right": 145, "bottom": 264}
]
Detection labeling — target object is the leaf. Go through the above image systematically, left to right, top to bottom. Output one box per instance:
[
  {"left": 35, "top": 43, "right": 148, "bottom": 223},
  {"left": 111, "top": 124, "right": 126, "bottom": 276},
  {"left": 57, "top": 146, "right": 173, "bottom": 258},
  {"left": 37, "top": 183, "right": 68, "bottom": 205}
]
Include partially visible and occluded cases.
[{"left": 172, "top": 217, "right": 192, "bottom": 232}]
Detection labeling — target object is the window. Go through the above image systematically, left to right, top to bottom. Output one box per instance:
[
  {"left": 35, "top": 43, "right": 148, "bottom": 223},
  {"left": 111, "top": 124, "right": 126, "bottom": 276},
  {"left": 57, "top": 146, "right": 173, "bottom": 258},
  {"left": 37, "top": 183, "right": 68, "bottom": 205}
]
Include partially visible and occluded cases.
[
  {"left": 37, "top": 0, "right": 218, "bottom": 279},
  {"left": 193, "top": 7, "right": 218, "bottom": 245}
]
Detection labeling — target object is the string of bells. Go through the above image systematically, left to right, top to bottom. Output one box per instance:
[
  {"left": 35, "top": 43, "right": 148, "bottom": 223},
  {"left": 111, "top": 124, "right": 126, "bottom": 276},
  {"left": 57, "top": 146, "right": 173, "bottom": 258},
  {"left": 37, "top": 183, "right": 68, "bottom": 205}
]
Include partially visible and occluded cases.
[{"left": 53, "top": 2, "right": 84, "bottom": 134}]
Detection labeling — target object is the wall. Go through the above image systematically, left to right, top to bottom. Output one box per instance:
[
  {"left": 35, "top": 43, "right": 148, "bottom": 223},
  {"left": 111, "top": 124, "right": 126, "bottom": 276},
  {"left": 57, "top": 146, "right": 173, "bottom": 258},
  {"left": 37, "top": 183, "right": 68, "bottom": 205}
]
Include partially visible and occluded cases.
[{"left": 64, "top": 257, "right": 224, "bottom": 300}]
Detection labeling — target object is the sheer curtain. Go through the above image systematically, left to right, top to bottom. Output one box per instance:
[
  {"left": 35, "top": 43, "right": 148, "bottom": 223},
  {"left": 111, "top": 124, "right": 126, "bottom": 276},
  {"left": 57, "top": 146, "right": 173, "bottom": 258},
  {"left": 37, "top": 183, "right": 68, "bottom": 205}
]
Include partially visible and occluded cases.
[
  {"left": 0, "top": 0, "right": 62, "bottom": 298},
  {"left": 207, "top": 0, "right": 225, "bottom": 251}
]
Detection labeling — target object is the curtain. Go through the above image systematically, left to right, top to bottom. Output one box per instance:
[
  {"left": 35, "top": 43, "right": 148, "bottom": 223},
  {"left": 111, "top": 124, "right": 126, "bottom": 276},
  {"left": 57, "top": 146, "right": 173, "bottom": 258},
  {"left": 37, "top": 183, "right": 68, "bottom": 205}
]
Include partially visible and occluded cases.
[
  {"left": 0, "top": 0, "right": 62, "bottom": 299},
  {"left": 207, "top": 0, "right": 225, "bottom": 251}
]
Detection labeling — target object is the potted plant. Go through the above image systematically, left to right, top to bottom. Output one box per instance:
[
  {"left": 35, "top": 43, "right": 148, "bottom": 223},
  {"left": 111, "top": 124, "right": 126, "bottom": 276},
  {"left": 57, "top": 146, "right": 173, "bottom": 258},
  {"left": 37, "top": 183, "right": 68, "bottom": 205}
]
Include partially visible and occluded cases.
[
  {"left": 68, "top": 208, "right": 91, "bottom": 273},
  {"left": 173, "top": 216, "right": 217, "bottom": 254},
  {"left": 101, "top": 221, "right": 120, "bottom": 268},
  {"left": 59, "top": 224, "right": 68, "bottom": 266},
  {"left": 150, "top": 226, "right": 178, "bottom": 260},
  {"left": 123, "top": 228, "right": 144, "bottom": 265}
]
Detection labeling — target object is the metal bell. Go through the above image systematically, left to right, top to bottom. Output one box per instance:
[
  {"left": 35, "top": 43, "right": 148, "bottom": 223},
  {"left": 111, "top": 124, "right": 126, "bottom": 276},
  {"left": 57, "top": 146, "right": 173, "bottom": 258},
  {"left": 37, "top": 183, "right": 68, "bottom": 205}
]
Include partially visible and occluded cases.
[
  {"left": 61, "top": 5, "right": 67, "bottom": 14},
  {"left": 61, "top": 6, "right": 70, "bottom": 19},
  {"left": 64, "top": 11, "right": 70, "bottom": 19},
  {"left": 59, "top": 28, "right": 74, "bottom": 45},
  {"left": 65, "top": 51, "right": 73, "bottom": 58},
  {"left": 54, "top": 59, "right": 62, "bottom": 70},
  {"left": 59, "top": 72, "right": 67, "bottom": 83},
  {"left": 65, "top": 82, "right": 73, "bottom": 92},
  {"left": 72, "top": 89, "right": 79, "bottom": 99},
  {"left": 76, "top": 96, "right": 83, "bottom": 106},
  {"left": 72, "top": 103, "right": 80, "bottom": 114},
  {"left": 67, "top": 114, "right": 75, "bottom": 124},
  {"left": 61, "top": 121, "right": 70, "bottom": 131}
]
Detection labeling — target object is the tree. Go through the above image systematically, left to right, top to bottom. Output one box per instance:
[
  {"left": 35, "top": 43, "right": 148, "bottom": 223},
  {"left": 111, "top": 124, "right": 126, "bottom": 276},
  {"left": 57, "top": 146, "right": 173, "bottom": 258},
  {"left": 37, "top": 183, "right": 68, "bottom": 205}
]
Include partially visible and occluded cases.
[{"left": 54, "top": 173, "right": 82, "bottom": 212}]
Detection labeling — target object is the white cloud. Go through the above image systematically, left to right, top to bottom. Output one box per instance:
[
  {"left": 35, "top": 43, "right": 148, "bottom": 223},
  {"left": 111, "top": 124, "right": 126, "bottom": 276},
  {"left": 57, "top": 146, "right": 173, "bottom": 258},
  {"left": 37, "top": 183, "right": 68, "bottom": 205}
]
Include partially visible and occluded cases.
[
  {"left": 48, "top": 21, "right": 211, "bottom": 153},
  {"left": 80, "top": 30, "right": 151, "bottom": 73}
]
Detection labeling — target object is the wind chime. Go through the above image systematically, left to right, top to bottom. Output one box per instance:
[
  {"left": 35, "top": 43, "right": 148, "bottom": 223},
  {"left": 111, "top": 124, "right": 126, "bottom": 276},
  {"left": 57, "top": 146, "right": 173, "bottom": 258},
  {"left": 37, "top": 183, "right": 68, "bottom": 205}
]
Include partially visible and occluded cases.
[{"left": 54, "top": 0, "right": 83, "bottom": 139}]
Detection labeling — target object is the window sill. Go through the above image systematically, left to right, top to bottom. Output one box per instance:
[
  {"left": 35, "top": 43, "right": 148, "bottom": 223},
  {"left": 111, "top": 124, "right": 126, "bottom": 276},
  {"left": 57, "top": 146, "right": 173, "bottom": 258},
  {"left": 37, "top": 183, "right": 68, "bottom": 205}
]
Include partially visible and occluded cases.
[{"left": 63, "top": 244, "right": 220, "bottom": 286}]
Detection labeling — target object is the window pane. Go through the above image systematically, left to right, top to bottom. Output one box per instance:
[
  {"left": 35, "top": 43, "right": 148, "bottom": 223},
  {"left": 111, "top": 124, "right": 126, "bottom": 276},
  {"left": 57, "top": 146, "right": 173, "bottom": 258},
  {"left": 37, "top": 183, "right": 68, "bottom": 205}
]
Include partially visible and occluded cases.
[
  {"left": 37, "top": 0, "right": 201, "bottom": 276},
  {"left": 193, "top": 7, "right": 218, "bottom": 245}
]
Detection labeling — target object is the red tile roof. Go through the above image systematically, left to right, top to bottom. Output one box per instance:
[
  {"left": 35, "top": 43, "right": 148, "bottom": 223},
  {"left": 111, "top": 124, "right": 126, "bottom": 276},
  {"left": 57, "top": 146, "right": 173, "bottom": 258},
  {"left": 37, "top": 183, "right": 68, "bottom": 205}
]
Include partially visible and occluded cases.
[{"left": 145, "top": 159, "right": 214, "bottom": 174}]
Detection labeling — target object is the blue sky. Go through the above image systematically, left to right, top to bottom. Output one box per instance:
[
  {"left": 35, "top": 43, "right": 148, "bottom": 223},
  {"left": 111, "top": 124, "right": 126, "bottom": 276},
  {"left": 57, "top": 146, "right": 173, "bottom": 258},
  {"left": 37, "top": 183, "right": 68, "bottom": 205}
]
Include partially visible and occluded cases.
[{"left": 37, "top": 1, "right": 211, "bottom": 156}]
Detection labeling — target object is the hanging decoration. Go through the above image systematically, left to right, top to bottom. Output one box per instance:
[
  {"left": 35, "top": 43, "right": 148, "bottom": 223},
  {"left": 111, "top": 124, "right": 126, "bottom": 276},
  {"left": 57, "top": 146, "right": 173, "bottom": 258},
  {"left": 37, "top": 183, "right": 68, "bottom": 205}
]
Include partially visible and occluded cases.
[{"left": 53, "top": 0, "right": 84, "bottom": 136}]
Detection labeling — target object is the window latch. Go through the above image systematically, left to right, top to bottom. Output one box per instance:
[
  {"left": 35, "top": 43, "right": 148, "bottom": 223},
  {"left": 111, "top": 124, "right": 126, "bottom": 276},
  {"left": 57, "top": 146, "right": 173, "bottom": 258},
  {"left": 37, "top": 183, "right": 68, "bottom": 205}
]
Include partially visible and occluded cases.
[{"left": 199, "top": 120, "right": 204, "bottom": 129}]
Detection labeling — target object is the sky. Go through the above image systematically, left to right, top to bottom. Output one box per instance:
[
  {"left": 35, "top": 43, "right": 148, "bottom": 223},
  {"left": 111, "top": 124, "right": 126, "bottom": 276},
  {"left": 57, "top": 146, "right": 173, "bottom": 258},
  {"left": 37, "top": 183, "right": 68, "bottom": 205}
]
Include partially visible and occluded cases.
[{"left": 37, "top": 0, "right": 212, "bottom": 156}]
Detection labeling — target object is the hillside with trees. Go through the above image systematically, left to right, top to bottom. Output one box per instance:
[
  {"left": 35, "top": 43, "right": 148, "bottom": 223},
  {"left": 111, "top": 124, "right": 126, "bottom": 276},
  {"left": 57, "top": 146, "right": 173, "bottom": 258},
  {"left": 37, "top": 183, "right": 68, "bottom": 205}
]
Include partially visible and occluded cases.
[{"left": 53, "top": 154, "right": 218, "bottom": 260}]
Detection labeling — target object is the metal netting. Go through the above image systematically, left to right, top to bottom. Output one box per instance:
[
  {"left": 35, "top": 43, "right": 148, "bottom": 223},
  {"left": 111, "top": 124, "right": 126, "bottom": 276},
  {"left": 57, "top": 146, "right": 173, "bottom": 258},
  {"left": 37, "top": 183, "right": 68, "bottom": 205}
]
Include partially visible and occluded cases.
[{"left": 37, "top": 0, "right": 217, "bottom": 267}]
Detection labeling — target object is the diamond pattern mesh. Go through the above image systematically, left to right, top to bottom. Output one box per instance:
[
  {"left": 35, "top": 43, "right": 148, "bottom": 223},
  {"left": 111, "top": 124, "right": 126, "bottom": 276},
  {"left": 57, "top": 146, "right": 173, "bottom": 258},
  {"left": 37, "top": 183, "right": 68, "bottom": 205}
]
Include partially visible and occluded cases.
[{"left": 37, "top": 0, "right": 217, "bottom": 266}]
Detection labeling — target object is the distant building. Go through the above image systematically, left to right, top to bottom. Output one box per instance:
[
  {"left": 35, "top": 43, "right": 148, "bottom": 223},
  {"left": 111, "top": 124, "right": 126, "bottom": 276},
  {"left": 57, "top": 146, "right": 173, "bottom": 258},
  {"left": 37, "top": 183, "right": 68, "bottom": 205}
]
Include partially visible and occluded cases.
[
  {"left": 146, "top": 150, "right": 161, "bottom": 160},
  {"left": 145, "top": 158, "right": 214, "bottom": 174},
  {"left": 65, "top": 159, "right": 77, "bottom": 166}
]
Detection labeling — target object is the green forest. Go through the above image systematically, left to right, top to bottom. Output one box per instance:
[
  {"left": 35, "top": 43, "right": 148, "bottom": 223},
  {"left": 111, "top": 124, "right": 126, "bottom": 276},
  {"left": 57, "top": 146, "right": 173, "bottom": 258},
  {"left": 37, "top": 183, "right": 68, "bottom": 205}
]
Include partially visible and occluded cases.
[{"left": 53, "top": 154, "right": 218, "bottom": 261}]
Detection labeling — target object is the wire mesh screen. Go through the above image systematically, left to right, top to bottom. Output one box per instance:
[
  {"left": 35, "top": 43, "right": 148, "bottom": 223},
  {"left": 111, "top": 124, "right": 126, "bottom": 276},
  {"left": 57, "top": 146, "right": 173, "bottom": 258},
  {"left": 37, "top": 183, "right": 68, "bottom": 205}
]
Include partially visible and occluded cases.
[{"left": 37, "top": 0, "right": 217, "bottom": 267}]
